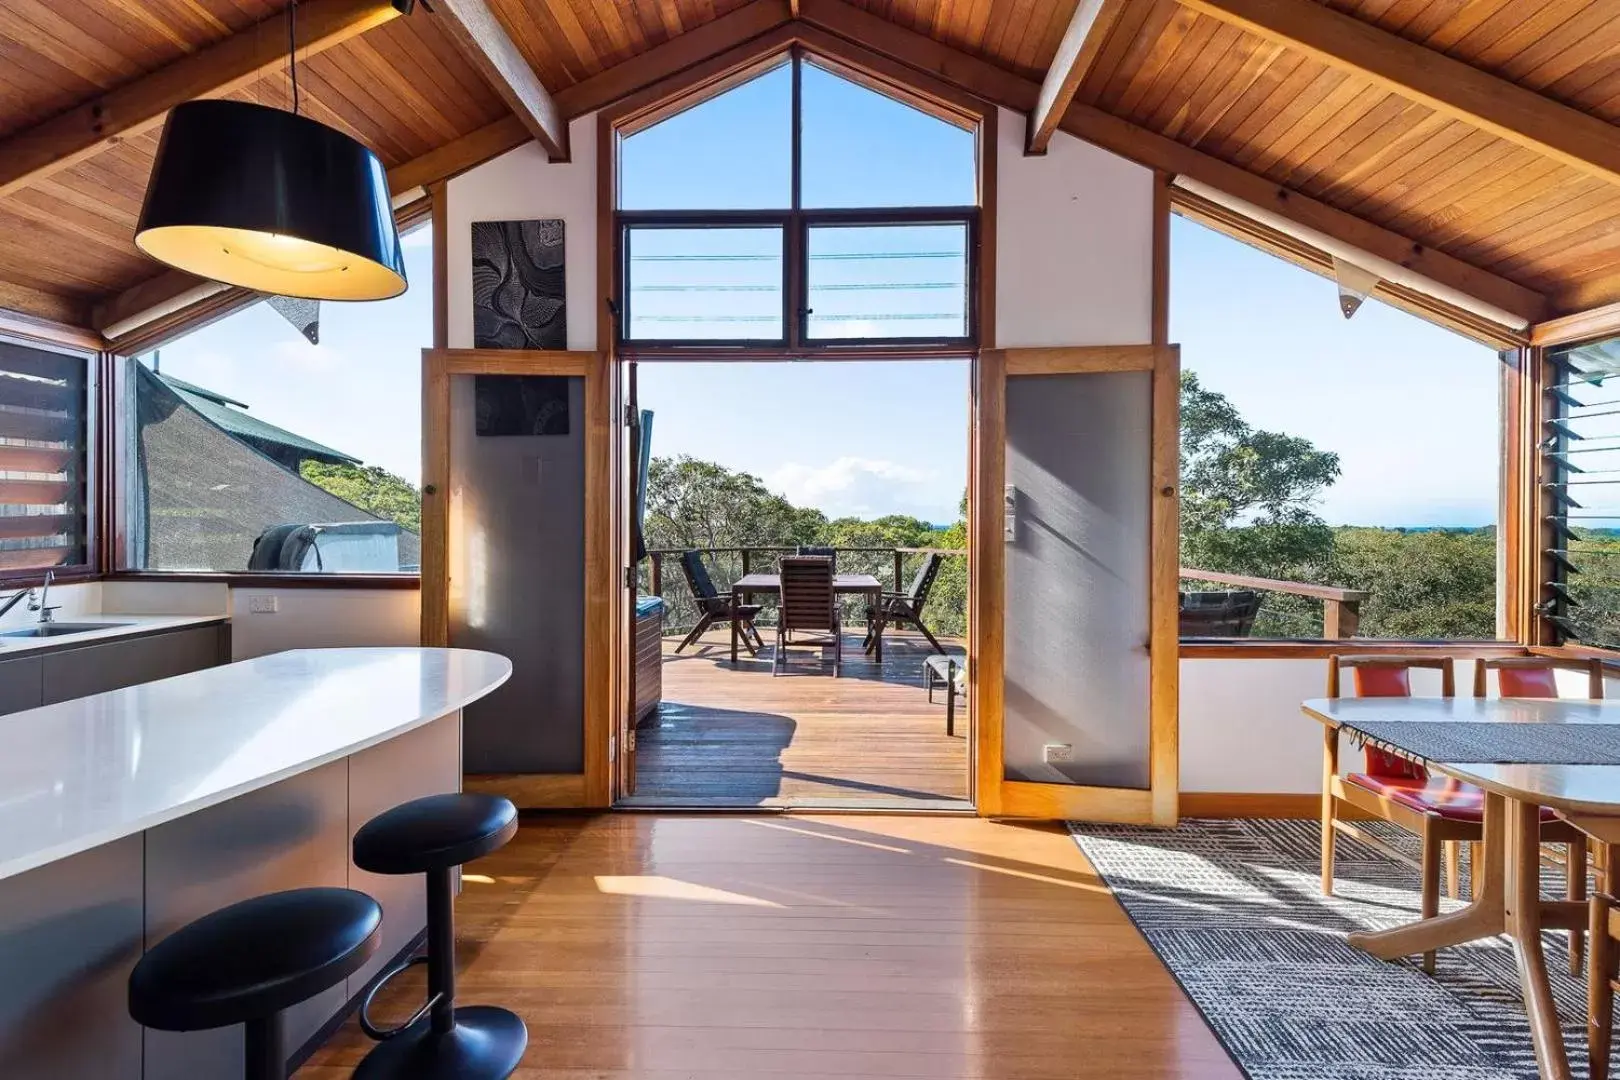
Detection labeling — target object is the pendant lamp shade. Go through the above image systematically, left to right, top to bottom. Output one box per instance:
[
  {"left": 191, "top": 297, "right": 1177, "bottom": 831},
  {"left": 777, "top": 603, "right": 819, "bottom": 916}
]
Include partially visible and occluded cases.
[{"left": 135, "top": 99, "right": 406, "bottom": 301}]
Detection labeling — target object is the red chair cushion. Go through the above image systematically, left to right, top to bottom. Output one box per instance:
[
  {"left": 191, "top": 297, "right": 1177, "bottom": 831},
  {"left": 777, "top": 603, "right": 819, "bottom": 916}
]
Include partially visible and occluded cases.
[
  {"left": 1349, "top": 667, "right": 1428, "bottom": 781},
  {"left": 1497, "top": 667, "right": 1558, "bottom": 698},
  {"left": 1347, "top": 773, "right": 1558, "bottom": 823}
]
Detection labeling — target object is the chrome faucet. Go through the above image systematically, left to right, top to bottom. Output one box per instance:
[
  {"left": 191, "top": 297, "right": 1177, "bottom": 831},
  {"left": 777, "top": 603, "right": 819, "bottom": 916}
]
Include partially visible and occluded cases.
[{"left": 29, "top": 570, "right": 59, "bottom": 624}]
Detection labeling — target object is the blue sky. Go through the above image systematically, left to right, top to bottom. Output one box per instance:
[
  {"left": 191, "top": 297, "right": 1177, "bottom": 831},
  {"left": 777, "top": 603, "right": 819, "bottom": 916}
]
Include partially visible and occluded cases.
[{"left": 146, "top": 56, "right": 1500, "bottom": 530}]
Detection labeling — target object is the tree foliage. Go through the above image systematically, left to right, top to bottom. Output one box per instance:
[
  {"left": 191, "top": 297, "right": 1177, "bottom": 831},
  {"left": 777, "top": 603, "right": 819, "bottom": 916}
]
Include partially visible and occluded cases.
[{"left": 300, "top": 461, "right": 421, "bottom": 534}]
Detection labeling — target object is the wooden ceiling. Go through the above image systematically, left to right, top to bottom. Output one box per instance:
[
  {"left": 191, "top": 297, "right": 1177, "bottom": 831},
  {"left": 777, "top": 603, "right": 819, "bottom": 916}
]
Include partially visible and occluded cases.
[{"left": 3, "top": 0, "right": 1620, "bottom": 339}]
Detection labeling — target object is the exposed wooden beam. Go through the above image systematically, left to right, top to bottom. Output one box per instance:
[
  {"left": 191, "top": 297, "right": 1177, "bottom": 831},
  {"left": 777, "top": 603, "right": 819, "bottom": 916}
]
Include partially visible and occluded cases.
[
  {"left": 0, "top": 0, "right": 400, "bottom": 201},
  {"left": 429, "top": 0, "right": 568, "bottom": 160},
  {"left": 554, "top": 0, "right": 794, "bottom": 119},
  {"left": 798, "top": 0, "right": 1545, "bottom": 323},
  {"left": 1027, "top": 0, "right": 1129, "bottom": 155},
  {"left": 1178, "top": 0, "right": 1620, "bottom": 188},
  {"left": 1060, "top": 104, "right": 1547, "bottom": 324},
  {"left": 388, "top": 115, "right": 530, "bottom": 194}
]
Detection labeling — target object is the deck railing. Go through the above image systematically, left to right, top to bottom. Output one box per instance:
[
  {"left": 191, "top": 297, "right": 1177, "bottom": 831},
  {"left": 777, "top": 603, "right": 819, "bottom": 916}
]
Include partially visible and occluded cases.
[
  {"left": 643, "top": 548, "right": 1366, "bottom": 639},
  {"left": 1180, "top": 567, "right": 1370, "bottom": 638}
]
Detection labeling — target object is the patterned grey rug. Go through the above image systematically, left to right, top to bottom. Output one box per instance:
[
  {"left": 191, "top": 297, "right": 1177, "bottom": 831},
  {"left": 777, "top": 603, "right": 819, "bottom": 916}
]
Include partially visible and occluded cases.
[{"left": 1071, "top": 818, "right": 1607, "bottom": 1080}]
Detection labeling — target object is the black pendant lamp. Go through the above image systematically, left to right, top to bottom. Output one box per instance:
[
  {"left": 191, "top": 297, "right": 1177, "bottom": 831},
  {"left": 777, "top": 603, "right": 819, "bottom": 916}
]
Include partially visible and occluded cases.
[{"left": 134, "top": 3, "right": 406, "bottom": 301}]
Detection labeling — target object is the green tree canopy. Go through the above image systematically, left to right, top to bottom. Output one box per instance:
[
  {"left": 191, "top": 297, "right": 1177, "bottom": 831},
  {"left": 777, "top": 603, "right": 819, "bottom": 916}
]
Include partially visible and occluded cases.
[{"left": 300, "top": 461, "right": 421, "bottom": 534}]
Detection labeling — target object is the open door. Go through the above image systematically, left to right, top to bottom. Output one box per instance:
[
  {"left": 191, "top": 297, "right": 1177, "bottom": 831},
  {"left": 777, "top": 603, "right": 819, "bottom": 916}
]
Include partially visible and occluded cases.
[
  {"left": 971, "top": 345, "right": 1179, "bottom": 823},
  {"left": 620, "top": 359, "right": 643, "bottom": 799}
]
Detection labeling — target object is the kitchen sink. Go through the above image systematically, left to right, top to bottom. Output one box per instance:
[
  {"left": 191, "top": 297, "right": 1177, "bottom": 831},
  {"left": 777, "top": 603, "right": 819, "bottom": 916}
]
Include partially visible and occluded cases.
[{"left": 0, "top": 622, "right": 129, "bottom": 638}]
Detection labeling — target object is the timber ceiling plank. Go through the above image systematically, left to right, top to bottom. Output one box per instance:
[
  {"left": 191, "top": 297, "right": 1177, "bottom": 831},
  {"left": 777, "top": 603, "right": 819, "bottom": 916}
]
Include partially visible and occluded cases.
[
  {"left": 0, "top": 0, "right": 401, "bottom": 200},
  {"left": 1075, "top": 0, "right": 1165, "bottom": 104},
  {"left": 1179, "top": 0, "right": 1620, "bottom": 189}
]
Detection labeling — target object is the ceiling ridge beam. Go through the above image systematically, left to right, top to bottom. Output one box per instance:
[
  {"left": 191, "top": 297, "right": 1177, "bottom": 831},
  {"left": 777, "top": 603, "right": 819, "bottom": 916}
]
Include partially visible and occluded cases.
[
  {"left": 0, "top": 0, "right": 401, "bottom": 202},
  {"left": 429, "top": 0, "right": 567, "bottom": 160},
  {"left": 1027, "top": 0, "right": 1131, "bottom": 155},
  {"left": 1178, "top": 0, "right": 1620, "bottom": 188}
]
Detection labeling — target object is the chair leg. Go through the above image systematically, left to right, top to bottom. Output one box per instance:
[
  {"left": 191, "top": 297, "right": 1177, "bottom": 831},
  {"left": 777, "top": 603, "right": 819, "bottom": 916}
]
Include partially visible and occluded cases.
[
  {"left": 675, "top": 614, "right": 714, "bottom": 654},
  {"left": 736, "top": 619, "right": 758, "bottom": 657},
  {"left": 915, "top": 619, "right": 946, "bottom": 655},
  {"left": 833, "top": 620, "right": 842, "bottom": 678},
  {"left": 773, "top": 624, "right": 784, "bottom": 675},
  {"left": 1320, "top": 728, "right": 1338, "bottom": 898},
  {"left": 1421, "top": 826, "right": 1441, "bottom": 974},
  {"left": 1573, "top": 839, "right": 1591, "bottom": 976},
  {"left": 1445, "top": 840, "right": 1462, "bottom": 901},
  {"left": 1592, "top": 889, "right": 1616, "bottom": 1080}
]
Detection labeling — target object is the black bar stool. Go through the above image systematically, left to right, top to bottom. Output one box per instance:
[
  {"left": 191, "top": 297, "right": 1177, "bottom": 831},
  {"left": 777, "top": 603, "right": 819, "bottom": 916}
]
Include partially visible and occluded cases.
[
  {"left": 351, "top": 792, "right": 525, "bottom": 1079},
  {"left": 129, "top": 887, "right": 382, "bottom": 1080}
]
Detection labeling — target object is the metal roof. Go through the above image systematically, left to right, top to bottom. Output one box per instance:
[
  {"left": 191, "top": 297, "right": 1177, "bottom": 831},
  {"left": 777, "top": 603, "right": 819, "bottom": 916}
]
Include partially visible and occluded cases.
[{"left": 157, "top": 374, "right": 360, "bottom": 467}]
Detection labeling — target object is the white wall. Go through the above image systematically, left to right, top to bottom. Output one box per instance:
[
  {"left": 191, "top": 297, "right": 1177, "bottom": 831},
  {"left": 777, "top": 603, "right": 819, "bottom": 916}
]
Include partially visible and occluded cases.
[
  {"left": 994, "top": 108, "right": 1155, "bottom": 348},
  {"left": 446, "top": 114, "right": 598, "bottom": 351},
  {"left": 225, "top": 589, "right": 420, "bottom": 661}
]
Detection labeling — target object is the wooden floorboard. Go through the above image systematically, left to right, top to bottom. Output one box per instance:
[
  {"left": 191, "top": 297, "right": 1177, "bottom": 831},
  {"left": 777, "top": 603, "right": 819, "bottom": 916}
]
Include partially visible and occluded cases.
[
  {"left": 625, "top": 628, "right": 970, "bottom": 808},
  {"left": 297, "top": 814, "right": 1245, "bottom": 1079}
]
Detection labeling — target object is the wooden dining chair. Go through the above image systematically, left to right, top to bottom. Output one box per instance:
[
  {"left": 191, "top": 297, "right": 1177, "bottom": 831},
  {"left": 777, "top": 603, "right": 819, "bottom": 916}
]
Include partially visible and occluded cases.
[
  {"left": 775, "top": 556, "right": 841, "bottom": 677},
  {"left": 1322, "top": 655, "right": 1472, "bottom": 973},
  {"left": 1476, "top": 655, "right": 1605, "bottom": 975}
]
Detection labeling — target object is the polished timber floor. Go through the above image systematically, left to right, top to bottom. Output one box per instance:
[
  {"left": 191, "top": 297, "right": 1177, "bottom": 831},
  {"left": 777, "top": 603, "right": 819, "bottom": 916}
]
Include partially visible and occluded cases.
[
  {"left": 623, "top": 628, "right": 971, "bottom": 809},
  {"left": 298, "top": 814, "right": 1243, "bottom": 1079}
]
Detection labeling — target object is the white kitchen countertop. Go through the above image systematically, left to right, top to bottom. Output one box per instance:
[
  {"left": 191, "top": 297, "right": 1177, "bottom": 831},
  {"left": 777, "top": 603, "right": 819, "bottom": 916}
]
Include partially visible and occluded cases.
[
  {"left": 0, "top": 613, "right": 228, "bottom": 657},
  {"left": 0, "top": 647, "right": 512, "bottom": 882}
]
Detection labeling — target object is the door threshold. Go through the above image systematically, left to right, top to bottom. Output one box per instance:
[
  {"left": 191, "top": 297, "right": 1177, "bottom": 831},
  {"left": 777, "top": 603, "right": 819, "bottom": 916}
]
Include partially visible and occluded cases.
[{"left": 614, "top": 796, "right": 975, "bottom": 814}]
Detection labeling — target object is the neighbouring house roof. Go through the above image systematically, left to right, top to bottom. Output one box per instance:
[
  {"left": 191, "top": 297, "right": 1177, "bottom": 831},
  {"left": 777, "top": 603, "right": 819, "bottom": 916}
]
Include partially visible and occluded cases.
[{"left": 157, "top": 374, "right": 360, "bottom": 467}]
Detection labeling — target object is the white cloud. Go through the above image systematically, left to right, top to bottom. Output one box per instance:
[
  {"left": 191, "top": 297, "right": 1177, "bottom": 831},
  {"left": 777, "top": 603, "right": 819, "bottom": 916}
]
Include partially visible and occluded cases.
[
  {"left": 401, "top": 226, "right": 433, "bottom": 250},
  {"left": 767, "top": 456, "right": 952, "bottom": 522}
]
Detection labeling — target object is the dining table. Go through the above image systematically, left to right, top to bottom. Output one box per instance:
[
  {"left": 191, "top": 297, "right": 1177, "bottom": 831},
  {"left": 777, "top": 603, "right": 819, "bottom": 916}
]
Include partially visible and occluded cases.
[
  {"left": 729, "top": 572, "right": 884, "bottom": 664},
  {"left": 1302, "top": 694, "right": 1620, "bottom": 1080}
]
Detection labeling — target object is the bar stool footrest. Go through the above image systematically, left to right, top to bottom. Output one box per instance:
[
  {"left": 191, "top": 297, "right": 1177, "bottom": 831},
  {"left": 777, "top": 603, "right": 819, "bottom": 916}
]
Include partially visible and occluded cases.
[
  {"left": 359, "top": 954, "right": 441, "bottom": 1040},
  {"left": 352, "top": 1005, "right": 527, "bottom": 1079}
]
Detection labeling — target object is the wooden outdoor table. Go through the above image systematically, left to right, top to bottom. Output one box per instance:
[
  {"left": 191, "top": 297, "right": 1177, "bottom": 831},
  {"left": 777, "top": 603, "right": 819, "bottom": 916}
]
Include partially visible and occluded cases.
[
  {"left": 730, "top": 572, "right": 884, "bottom": 664},
  {"left": 1302, "top": 696, "right": 1620, "bottom": 1080}
]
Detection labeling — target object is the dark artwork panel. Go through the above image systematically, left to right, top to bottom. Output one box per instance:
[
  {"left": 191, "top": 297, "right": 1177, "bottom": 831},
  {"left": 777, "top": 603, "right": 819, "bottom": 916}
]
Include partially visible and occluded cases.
[
  {"left": 472, "top": 220, "right": 566, "bottom": 350},
  {"left": 475, "top": 375, "right": 570, "bottom": 436}
]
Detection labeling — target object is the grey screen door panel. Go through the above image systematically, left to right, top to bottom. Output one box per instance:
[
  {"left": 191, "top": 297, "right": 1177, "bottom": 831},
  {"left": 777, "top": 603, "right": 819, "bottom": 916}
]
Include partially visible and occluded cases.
[
  {"left": 1003, "top": 371, "right": 1152, "bottom": 789},
  {"left": 449, "top": 374, "right": 586, "bottom": 774}
]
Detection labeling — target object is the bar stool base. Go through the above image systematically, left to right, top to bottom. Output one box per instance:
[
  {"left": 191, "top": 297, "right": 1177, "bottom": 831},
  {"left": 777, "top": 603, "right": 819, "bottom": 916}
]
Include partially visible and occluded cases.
[{"left": 352, "top": 1006, "right": 527, "bottom": 1079}]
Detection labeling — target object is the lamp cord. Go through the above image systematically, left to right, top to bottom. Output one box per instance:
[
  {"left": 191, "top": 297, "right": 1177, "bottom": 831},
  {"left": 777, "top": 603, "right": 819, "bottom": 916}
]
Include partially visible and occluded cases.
[{"left": 287, "top": 0, "right": 300, "bottom": 116}]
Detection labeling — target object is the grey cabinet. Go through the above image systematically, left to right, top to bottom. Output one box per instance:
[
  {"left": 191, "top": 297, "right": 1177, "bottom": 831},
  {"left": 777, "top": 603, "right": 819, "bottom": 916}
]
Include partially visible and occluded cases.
[
  {"left": 0, "top": 624, "right": 228, "bottom": 715},
  {"left": 41, "top": 625, "right": 227, "bottom": 706},
  {"left": 0, "top": 655, "right": 42, "bottom": 714}
]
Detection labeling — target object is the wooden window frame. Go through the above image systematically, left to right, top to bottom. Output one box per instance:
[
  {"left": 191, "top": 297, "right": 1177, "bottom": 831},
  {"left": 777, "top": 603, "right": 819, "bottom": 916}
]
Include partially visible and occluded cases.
[
  {"left": 610, "top": 43, "right": 990, "bottom": 360},
  {"left": 1168, "top": 194, "right": 1529, "bottom": 657},
  {"left": 99, "top": 204, "right": 439, "bottom": 588}
]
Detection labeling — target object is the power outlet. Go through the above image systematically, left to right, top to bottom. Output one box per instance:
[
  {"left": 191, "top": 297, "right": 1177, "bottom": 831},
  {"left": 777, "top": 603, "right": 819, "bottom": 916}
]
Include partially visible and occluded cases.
[
  {"left": 247, "top": 595, "right": 278, "bottom": 614},
  {"left": 1043, "top": 743, "right": 1074, "bottom": 765}
]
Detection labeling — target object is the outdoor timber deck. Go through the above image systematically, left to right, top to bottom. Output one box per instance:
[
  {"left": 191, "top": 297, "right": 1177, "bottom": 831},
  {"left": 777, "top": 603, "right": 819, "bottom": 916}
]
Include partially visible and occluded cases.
[{"left": 622, "top": 627, "right": 970, "bottom": 809}]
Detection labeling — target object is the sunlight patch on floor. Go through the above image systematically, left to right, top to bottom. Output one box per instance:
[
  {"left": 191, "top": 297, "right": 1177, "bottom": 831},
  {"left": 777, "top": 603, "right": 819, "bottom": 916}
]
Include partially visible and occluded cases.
[{"left": 594, "top": 874, "right": 784, "bottom": 906}]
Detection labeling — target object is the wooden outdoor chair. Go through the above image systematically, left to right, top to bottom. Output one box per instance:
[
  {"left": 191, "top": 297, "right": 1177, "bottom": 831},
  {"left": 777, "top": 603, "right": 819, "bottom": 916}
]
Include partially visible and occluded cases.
[
  {"left": 674, "top": 550, "right": 764, "bottom": 657},
  {"left": 865, "top": 552, "right": 945, "bottom": 656},
  {"left": 775, "top": 555, "right": 840, "bottom": 677},
  {"left": 1322, "top": 655, "right": 1589, "bottom": 974}
]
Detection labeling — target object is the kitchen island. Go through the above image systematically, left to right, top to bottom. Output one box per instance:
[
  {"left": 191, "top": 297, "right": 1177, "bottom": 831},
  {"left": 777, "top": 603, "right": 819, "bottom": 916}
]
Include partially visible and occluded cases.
[{"left": 0, "top": 646, "right": 512, "bottom": 1080}]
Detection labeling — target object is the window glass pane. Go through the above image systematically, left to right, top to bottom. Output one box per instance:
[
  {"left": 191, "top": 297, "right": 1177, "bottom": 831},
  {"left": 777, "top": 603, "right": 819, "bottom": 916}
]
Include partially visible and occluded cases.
[
  {"left": 800, "top": 61, "right": 977, "bottom": 209},
  {"left": 619, "top": 63, "right": 792, "bottom": 211},
  {"left": 1172, "top": 216, "right": 1502, "bottom": 641},
  {"left": 125, "top": 224, "right": 430, "bottom": 573},
  {"left": 806, "top": 224, "right": 968, "bottom": 340},
  {"left": 626, "top": 227, "right": 784, "bottom": 341},
  {"left": 1546, "top": 337, "right": 1620, "bottom": 647},
  {"left": 0, "top": 341, "right": 88, "bottom": 571}
]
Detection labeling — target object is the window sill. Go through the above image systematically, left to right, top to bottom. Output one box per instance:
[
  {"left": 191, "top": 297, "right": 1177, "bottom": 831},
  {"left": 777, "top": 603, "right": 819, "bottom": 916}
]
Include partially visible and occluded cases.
[
  {"left": 108, "top": 572, "right": 420, "bottom": 590},
  {"left": 1179, "top": 639, "right": 1525, "bottom": 659}
]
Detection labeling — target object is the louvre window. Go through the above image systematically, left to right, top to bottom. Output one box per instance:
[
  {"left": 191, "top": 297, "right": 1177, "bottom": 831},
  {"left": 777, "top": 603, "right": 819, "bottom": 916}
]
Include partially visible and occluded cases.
[
  {"left": 1544, "top": 336, "right": 1620, "bottom": 647},
  {"left": 0, "top": 339, "right": 89, "bottom": 573}
]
